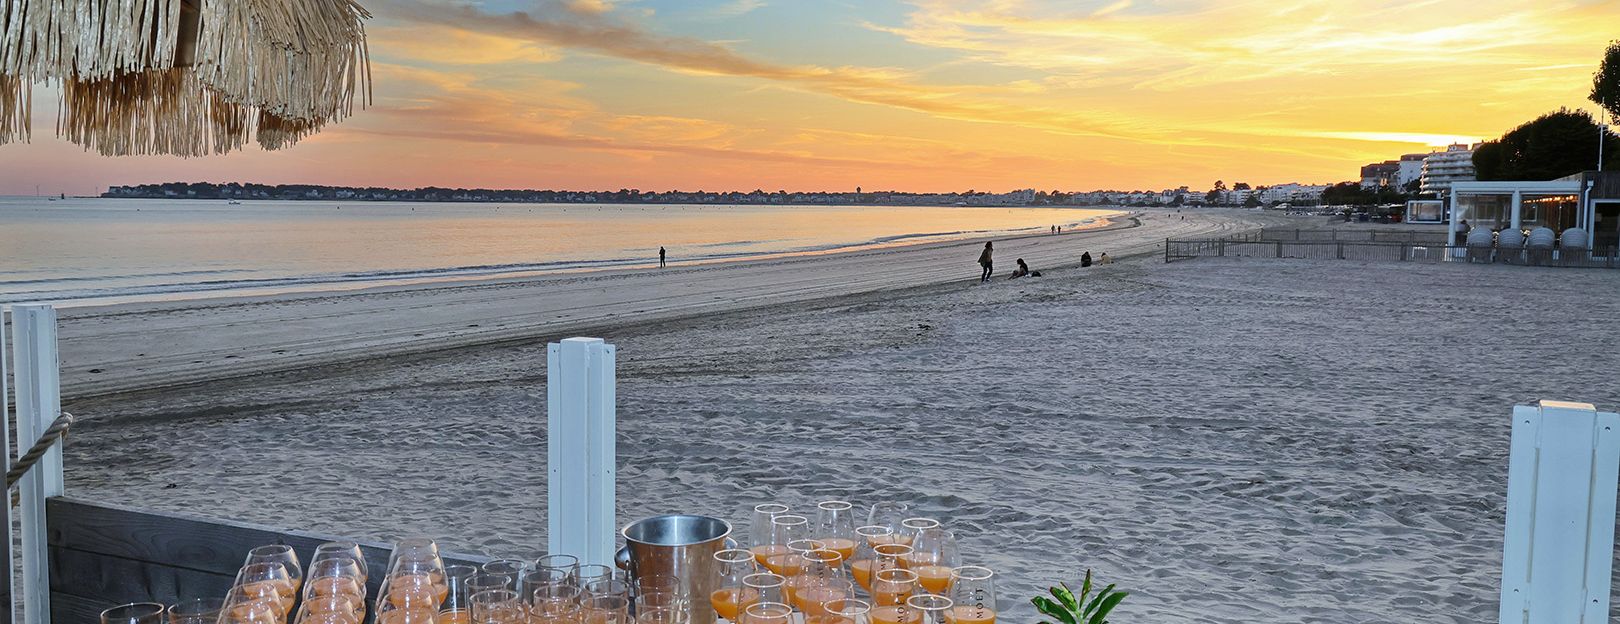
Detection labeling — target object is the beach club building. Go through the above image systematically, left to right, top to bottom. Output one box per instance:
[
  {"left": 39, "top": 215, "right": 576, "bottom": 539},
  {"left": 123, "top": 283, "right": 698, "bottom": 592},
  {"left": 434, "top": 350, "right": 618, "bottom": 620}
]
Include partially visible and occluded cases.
[{"left": 1447, "top": 171, "right": 1620, "bottom": 253}]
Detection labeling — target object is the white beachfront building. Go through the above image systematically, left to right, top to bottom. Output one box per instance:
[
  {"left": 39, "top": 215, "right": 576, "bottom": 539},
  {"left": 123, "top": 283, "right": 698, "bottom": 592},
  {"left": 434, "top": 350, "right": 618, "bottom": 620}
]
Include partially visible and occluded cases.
[
  {"left": 1421, "top": 144, "right": 1478, "bottom": 196},
  {"left": 1447, "top": 171, "right": 1620, "bottom": 252}
]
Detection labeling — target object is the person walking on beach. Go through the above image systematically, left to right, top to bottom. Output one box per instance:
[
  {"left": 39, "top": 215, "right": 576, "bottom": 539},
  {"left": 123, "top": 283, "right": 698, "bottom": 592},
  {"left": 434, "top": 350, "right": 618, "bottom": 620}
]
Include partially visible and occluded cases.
[
  {"left": 977, "top": 242, "right": 994, "bottom": 282},
  {"left": 659, "top": 246, "right": 666, "bottom": 269},
  {"left": 1080, "top": 251, "right": 1093, "bottom": 267}
]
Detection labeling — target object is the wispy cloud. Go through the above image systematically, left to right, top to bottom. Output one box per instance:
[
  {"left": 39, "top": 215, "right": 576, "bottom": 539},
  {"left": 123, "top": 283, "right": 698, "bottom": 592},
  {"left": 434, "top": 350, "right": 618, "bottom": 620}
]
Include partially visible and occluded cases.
[{"left": 709, "top": 0, "right": 767, "bottom": 18}]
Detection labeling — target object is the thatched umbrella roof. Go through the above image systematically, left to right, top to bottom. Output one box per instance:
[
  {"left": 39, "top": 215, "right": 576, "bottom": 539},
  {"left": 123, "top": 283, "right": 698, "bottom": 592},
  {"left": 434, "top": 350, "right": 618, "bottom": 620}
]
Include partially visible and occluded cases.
[{"left": 0, "top": 0, "right": 370, "bottom": 155}]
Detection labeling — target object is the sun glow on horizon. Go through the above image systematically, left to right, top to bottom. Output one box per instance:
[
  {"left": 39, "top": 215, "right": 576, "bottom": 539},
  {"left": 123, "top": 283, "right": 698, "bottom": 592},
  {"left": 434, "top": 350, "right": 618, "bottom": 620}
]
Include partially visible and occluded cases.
[{"left": 1, "top": 0, "right": 1614, "bottom": 195}]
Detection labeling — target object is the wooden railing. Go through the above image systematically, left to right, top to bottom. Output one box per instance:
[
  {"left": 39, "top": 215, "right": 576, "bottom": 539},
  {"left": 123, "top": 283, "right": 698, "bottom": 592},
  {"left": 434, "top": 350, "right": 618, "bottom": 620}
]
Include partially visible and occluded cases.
[{"left": 47, "top": 496, "right": 492, "bottom": 623}]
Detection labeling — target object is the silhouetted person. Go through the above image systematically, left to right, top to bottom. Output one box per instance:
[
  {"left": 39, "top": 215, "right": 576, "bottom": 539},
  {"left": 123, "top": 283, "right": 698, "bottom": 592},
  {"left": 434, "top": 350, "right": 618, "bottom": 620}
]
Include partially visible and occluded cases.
[
  {"left": 978, "top": 242, "right": 994, "bottom": 282},
  {"left": 659, "top": 246, "right": 666, "bottom": 268},
  {"left": 1080, "top": 251, "right": 1093, "bottom": 267},
  {"left": 1099, "top": 252, "right": 1113, "bottom": 264},
  {"left": 1009, "top": 258, "right": 1042, "bottom": 279}
]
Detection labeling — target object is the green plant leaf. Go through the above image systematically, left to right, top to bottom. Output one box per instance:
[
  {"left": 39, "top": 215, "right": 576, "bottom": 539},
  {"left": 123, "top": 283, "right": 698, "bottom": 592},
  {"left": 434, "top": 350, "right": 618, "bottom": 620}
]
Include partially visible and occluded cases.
[
  {"left": 1079, "top": 571, "right": 1093, "bottom": 607},
  {"left": 1053, "top": 583, "right": 1078, "bottom": 613},
  {"left": 1083, "top": 584, "right": 1117, "bottom": 616},
  {"left": 1087, "top": 591, "right": 1129, "bottom": 624},
  {"left": 1032, "top": 597, "right": 1078, "bottom": 624}
]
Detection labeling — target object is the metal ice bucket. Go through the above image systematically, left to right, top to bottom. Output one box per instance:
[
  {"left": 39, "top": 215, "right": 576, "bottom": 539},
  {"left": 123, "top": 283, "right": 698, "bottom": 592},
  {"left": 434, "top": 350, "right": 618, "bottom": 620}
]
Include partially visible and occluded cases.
[{"left": 617, "top": 514, "right": 734, "bottom": 624}]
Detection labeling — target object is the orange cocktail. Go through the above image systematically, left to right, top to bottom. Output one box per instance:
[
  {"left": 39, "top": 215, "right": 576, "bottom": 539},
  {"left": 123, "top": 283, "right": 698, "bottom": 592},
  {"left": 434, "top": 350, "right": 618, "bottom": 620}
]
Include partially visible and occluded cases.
[
  {"left": 820, "top": 538, "right": 857, "bottom": 563},
  {"left": 751, "top": 544, "right": 790, "bottom": 567},
  {"left": 850, "top": 559, "right": 876, "bottom": 593},
  {"left": 914, "top": 565, "right": 953, "bottom": 594},
  {"left": 710, "top": 587, "right": 759, "bottom": 621},
  {"left": 870, "top": 605, "right": 919, "bottom": 624},
  {"left": 948, "top": 605, "right": 996, "bottom": 623}
]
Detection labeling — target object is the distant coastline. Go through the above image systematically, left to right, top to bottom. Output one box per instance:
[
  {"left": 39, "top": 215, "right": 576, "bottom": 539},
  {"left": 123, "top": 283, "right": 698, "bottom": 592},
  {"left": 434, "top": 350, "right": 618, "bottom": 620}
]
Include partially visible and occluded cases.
[{"left": 99, "top": 182, "right": 1182, "bottom": 207}]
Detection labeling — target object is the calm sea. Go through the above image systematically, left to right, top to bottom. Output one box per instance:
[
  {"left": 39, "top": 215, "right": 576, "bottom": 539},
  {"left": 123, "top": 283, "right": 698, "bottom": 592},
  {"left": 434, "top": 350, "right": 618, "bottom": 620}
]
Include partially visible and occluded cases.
[{"left": 0, "top": 197, "right": 1119, "bottom": 306}]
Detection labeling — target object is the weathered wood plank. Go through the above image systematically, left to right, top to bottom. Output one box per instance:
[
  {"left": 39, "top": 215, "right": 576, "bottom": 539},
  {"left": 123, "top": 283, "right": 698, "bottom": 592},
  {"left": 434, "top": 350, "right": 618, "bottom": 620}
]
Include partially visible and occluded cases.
[
  {"left": 49, "top": 546, "right": 234, "bottom": 606},
  {"left": 50, "top": 591, "right": 106, "bottom": 624}
]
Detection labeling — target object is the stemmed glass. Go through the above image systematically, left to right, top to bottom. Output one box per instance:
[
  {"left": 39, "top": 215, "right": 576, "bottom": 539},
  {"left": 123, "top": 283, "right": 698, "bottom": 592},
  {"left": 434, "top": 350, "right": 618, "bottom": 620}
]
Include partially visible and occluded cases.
[
  {"left": 815, "top": 501, "right": 858, "bottom": 563},
  {"left": 749, "top": 503, "right": 791, "bottom": 566},
  {"left": 764, "top": 513, "right": 812, "bottom": 575},
  {"left": 897, "top": 519, "right": 939, "bottom": 548},
  {"left": 848, "top": 526, "right": 893, "bottom": 594},
  {"left": 907, "top": 528, "right": 959, "bottom": 595},
  {"left": 388, "top": 538, "right": 442, "bottom": 573},
  {"left": 245, "top": 545, "right": 304, "bottom": 596},
  {"left": 711, "top": 548, "right": 758, "bottom": 621},
  {"left": 786, "top": 549, "right": 844, "bottom": 613},
  {"left": 304, "top": 558, "right": 365, "bottom": 600},
  {"left": 386, "top": 559, "right": 451, "bottom": 609},
  {"left": 233, "top": 562, "right": 296, "bottom": 618},
  {"left": 949, "top": 566, "right": 996, "bottom": 624},
  {"left": 741, "top": 573, "right": 786, "bottom": 607},
  {"left": 798, "top": 578, "right": 854, "bottom": 618},
  {"left": 376, "top": 590, "right": 441, "bottom": 624},
  {"left": 295, "top": 594, "right": 365, "bottom": 624},
  {"left": 905, "top": 594, "right": 952, "bottom": 624},
  {"left": 217, "top": 599, "right": 281, "bottom": 624},
  {"left": 739, "top": 602, "right": 792, "bottom": 624},
  {"left": 100, "top": 603, "right": 165, "bottom": 624}
]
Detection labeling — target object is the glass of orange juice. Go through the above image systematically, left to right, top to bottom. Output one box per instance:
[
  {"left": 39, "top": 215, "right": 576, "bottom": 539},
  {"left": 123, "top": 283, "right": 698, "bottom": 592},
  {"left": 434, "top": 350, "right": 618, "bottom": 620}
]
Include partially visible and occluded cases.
[
  {"left": 816, "top": 501, "right": 859, "bottom": 563},
  {"left": 750, "top": 503, "right": 792, "bottom": 566},
  {"left": 897, "top": 519, "right": 939, "bottom": 548},
  {"left": 907, "top": 528, "right": 958, "bottom": 595},
  {"left": 712, "top": 548, "right": 759, "bottom": 621},
  {"left": 948, "top": 567, "right": 996, "bottom": 624},
  {"left": 871, "top": 569, "right": 918, "bottom": 607},
  {"left": 742, "top": 572, "right": 786, "bottom": 606},
  {"left": 904, "top": 594, "right": 952, "bottom": 624},
  {"left": 823, "top": 598, "right": 872, "bottom": 624},
  {"left": 740, "top": 602, "right": 793, "bottom": 624}
]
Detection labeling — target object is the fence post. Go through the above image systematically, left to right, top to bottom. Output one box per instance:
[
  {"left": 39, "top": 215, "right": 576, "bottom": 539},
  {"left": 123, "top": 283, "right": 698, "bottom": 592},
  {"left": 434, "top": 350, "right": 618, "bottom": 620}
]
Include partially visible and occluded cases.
[
  {"left": 1163, "top": 238, "right": 1169, "bottom": 263},
  {"left": 1219, "top": 239, "right": 1226, "bottom": 257},
  {"left": 1275, "top": 241, "right": 1283, "bottom": 258},
  {"left": 1336, "top": 242, "right": 1344, "bottom": 260},
  {"left": 12, "top": 304, "right": 61, "bottom": 624},
  {"left": 1, "top": 306, "right": 12, "bottom": 624},
  {"left": 547, "top": 337, "right": 618, "bottom": 569},
  {"left": 1499, "top": 400, "right": 1620, "bottom": 624}
]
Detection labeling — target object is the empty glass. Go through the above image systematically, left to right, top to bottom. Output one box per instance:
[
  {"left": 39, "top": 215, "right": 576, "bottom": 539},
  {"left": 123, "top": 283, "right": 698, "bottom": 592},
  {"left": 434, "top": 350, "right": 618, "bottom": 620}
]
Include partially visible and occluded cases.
[
  {"left": 815, "top": 501, "right": 858, "bottom": 563},
  {"left": 865, "top": 503, "right": 909, "bottom": 540},
  {"left": 244, "top": 545, "right": 304, "bottom": 594},
  {"left": 711, "top": 548, "right": 758, "bottom": 621},
  {"left": 535, "top": 554, "right": 581, "bottom": 582},
  {"left": 482, "top": 559, "right": 528, "bottom": 588},
  {"left": 578, "top": 564, "right": 615, "bottom": 587},
  {"left": 948, "top": 567, "right": 996, "bottom": 624},
  {"left": 465, "top": 572, "right": 515, "bottom": 601},
  {"left": 741, "top": 573, "right": 786, "bottom": 606},
  {"left": 635, "top": 574, "right": 684, "bottom": 599},
  {"left": 585, "top": 578, "right": 632, "bottom": 600},
  {"left": 530, "top": 584, "right": 584, "bottom": 622},
  {"left": 470, "top": 588, "right": 525, "bottom": 624},
  {"left": 904, "top": 594, "right": 952, "bottom": 624},
  {"left": 583, "top": 595, "right": 629, "bottom": 624},
  {"left": 166, "top": 598, "right": 224, "bottom": 624},
  {"left": 101, "top": 602, "right": 165, "bottom": 624},
  {"left": 739, "top": 602, "right": 792, "bottom": 624},
  {"left": 635, "top": 605, "right": 686, "bottom": 624}
]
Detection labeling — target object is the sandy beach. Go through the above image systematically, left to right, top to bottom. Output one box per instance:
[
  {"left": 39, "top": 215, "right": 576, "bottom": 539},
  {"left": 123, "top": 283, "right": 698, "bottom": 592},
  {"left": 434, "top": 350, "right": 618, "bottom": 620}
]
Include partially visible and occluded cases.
[{"left": 52, "top": 208, "right": 1620, "bottom": 622}]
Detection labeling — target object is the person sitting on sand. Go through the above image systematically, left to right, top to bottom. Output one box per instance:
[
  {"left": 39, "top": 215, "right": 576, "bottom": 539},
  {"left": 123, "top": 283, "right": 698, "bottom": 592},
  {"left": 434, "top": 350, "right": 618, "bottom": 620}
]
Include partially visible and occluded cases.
[
  {"left": 978, "top": 242, "right": 994, "bottom": 282},
  {"left": 1080, "top": 251, "right": 1093, "bottom": 267},
  {"left": 1099, "top": 252, "right": 1113, "bottom": 264},
  {"left": 1009, "top": 258, "right": 1042, "bottom": 279}
]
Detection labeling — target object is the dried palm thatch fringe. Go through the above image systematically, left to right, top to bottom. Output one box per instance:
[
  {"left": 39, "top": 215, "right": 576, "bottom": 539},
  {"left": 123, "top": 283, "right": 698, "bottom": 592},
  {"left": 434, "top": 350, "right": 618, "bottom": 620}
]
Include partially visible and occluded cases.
[
  {"left": 0, "top": 0, "right": 187, "bottom": 81},
  {"left": 193, "top": 0, "right": 371, "bottom": 123},
  {"left": 59, "top": 68, "right": 252, "bottom": 157},
  {"left": 1, "top": 73, "right": 30, "bottom": 144},
  {"left": 255, "top": 110, "right": 323, "bottom": 150}
]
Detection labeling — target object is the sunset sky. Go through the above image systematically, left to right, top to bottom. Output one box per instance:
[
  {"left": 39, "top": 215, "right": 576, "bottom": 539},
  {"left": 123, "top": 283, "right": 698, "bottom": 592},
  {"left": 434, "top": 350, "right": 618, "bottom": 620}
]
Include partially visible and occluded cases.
[{"left": 1, "top": 0, "right": 1615, "bottom": 196}]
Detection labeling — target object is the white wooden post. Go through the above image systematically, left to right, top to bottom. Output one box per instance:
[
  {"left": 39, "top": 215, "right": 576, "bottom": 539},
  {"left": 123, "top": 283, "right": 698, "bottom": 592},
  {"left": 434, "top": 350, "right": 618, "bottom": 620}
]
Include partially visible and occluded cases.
[
  {"left": 12, "top": 304, "right": 61, "bottom": 624},
  {"left": 2, "top": 306, "right": 13, "bottom": 623},
  {"left": 547, "top": 337, "right": 616, "bottom": 569},
  {"left": 1499, "top": 400, "right": 1620, "bottom": 624}
]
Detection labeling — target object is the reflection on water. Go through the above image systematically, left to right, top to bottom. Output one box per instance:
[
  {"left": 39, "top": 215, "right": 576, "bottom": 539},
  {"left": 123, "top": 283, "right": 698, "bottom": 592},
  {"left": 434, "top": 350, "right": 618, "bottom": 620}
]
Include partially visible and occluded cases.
[{"left": 0, "top": 198, "right": 1119, "bottom": 305}]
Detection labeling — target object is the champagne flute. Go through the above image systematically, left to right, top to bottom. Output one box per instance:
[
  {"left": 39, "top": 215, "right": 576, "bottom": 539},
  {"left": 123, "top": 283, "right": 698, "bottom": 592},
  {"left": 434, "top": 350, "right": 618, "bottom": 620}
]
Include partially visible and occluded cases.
[
  {"left": 815, "top": 501, "right": 859, "bottom": 563},
  {"left": 749, "top": 503, "right": 791, "bottom": 566},
  {"left": 865, "top": 503, "right": 909, "bottom": 542},
  {"left": 848, "top": 526, "right": 893, "bottom": 594},
  {"left": 906, "top": 529, "right": 958, "bottom": 595},
  {"left": 312, "top": 542, "right": 369, "bottom": 584},
  {"left": 245, "top": 545, "right": 304, "bottom": 596},
  {"left": 711, "top": 548, "right": 758, "bottom": 621},
  {"left": 304, "top": 557, "right": 366, "bottom": 600},
  {"left": 440, "top": 564, "right": 480, "bottom": 624},
  {"left": 948, "top": 567, "right": 996, "bottom": 624},
  {"left": 871, "top": 569, "right": 918, "bottom": 608},
  {"left": 904, "top": 595, "right": 952, "bottom": 624},
  {"left": 166, "top": 598, "right": 224, "bottom": 624},
  {"left": 823, "top": 598, "right": 872, "bottom": 624},
  {"left": 740, "top": 602, "right": 792, "bottom": 624},
  {"left": 101, "top": 603, "right": 165, "bottom": 624}
]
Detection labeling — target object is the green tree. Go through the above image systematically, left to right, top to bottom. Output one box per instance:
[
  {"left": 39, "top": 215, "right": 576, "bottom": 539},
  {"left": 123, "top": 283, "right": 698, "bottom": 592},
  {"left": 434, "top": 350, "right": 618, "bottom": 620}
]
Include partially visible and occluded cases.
[
  {"left": 1593, "top": 40, "right": 1620, "bottom": 121},
  {"left": 1473, "top": 108, "right": 1619, "bottom": 180},
  {"left": 1243, "top": 195, "right": 1261, "bottom": 208}
]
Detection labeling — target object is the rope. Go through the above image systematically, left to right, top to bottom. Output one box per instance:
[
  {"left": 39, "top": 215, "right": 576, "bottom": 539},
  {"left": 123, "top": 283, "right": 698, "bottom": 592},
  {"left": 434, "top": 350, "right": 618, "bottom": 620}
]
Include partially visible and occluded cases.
[{"left": 6, "top": 411, "right": 73, "bottom": 490}]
